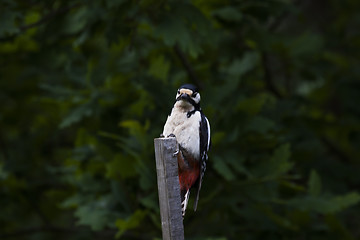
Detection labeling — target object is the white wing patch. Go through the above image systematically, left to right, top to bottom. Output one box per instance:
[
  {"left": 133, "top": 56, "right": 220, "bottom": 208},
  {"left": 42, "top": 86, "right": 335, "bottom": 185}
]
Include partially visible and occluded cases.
[
  {"left": 205, "top": 116, "right": 210, "bottom": 151},
  {"left": 181, "top": 190, "right": 190, "bottom": 217}
]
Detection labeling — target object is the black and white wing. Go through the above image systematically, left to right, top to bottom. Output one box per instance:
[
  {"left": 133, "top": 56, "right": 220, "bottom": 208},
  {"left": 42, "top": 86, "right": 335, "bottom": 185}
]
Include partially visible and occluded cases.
[{"left": 193, "top": 112, "right": 211, "bottom": 211}]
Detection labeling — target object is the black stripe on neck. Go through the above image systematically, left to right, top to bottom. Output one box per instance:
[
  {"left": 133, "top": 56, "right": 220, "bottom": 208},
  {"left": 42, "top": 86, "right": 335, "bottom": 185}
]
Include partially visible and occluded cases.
[
  {"left": 175, "top": 98, "right": 200, "bottom": 110},
  {"left": 187, "top": 107, "right": 201, "bottom": 118},
  {"left": 187, "top": 110, "right": 196, "bottom": 118}
]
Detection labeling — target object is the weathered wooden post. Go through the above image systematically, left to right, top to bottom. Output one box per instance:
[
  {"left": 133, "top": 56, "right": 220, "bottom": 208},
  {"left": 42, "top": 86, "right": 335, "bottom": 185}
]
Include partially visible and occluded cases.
[{"left": 154, "top": 137, "right": 185, "bottom": 240}]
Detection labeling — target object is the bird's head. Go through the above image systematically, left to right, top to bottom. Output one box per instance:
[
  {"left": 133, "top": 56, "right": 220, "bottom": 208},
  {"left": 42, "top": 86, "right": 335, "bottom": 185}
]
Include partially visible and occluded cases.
[{"left": 175, "top": 84, "right": 201, "bottom": 109}]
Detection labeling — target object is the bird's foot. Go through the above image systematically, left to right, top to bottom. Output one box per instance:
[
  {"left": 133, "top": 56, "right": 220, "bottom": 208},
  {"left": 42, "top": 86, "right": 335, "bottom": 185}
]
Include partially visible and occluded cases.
[
  {"left": 160, "top": 133, "right": 165, "bottom": 138},
  {"left": 167, "top": 133, "right": 176, "bottom": 138},
  {"left": 173, "top": 150, "right": 179, "bottom": 157}
]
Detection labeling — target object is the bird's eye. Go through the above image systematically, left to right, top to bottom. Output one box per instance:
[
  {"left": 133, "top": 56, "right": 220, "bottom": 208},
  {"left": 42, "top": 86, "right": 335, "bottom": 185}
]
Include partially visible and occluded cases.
[
  {"left": 177, "top": 90, "right": 180, "bottom": 94},
  {"left": 192, "top": 92, "right": 198, "bottom": 97}
]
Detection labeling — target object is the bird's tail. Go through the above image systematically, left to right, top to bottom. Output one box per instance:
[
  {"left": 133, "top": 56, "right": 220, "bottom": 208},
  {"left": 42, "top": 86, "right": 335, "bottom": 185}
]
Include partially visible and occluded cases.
[{"left": 181, "top": 189, "right": 190, "bottom": 217}]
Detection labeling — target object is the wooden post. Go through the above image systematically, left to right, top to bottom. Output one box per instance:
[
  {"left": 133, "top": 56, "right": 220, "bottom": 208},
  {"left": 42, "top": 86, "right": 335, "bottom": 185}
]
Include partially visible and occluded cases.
[{"left": 154, "top": 137, "right": 184, "bottom": 240}]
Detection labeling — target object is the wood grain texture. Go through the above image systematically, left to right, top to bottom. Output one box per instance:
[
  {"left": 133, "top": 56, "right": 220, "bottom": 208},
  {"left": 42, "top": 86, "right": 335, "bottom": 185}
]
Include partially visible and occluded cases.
[{"left": 154, "top": 137, "right": 184, "bottom": 240}]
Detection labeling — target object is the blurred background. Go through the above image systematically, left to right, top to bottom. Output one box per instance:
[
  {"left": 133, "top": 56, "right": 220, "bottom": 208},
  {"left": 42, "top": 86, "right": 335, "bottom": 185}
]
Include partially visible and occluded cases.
[{"left": 1, "top": 0, "right": 360, "bottom": 239}]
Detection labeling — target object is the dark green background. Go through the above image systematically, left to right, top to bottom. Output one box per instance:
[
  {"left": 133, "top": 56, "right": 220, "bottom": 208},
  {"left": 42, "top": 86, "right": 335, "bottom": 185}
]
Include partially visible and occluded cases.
[{"left": 1, "top": 0, "right": 360, "bottom": 239}]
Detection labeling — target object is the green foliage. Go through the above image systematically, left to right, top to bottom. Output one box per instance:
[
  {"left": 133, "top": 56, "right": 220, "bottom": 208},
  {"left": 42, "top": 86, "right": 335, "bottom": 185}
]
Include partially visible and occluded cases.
[
  {"left": 1, "top": 0, "right": 360, "bottom": 239},
  {"left": 308, "top": 170, "right": 322, "bottom": 196},
  {"left": 115, "top": 210, "right": 147, "bottom": 238}
]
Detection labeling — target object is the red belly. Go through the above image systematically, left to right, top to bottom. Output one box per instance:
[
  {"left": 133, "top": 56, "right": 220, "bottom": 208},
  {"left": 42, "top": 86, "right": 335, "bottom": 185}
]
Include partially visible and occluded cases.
[{"left": 177, "top": 152, "right": 200, "bottom": 191}]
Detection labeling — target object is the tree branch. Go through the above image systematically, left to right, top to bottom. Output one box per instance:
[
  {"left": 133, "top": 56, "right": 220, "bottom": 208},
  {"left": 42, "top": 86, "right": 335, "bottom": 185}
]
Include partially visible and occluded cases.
[
  {"left": 266, "top": 0, "right": 303, "bottom": 32},
  {"left": 0, "top": 3, "right": 81, "bottom": 42},
  {"left": 173, "top": 44, "right": 203, "bottom": 89},
  {"left": 261, "top": 53, "right": 283, "bottom": 99},
  {"left": 0, "top": 128, "right": 9, "bottom": 161},
  {"left": 320, "top": 136, "right": 351, "bottom": 163}
]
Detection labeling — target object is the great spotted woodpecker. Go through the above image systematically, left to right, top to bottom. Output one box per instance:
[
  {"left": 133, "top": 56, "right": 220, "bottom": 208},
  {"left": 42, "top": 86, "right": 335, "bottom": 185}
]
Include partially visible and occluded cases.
[{"left": 162, "top": 84, "right": 211, "bottom": 216}]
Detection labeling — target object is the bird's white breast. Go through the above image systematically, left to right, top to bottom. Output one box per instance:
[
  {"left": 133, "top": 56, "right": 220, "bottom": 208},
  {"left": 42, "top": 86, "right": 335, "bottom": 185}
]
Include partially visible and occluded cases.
[{"left": 162, "top": 106, "right": 201, "bottom": 160}]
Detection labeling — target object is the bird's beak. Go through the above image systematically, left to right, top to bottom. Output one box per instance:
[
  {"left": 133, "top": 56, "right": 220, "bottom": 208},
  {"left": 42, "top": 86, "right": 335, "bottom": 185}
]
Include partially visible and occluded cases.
[
  {"left": 176, "top": 89, "right": 193, "bottom": 102},
  {"left": 180, "top": 93, "right": 190, "bottom": 100}
]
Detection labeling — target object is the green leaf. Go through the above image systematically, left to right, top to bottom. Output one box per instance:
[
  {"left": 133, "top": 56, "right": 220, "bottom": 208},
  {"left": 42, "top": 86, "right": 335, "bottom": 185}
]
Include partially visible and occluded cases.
[
  {"left": 153, "top": 2, "right": 211, "bottom": 58},
  {"left": 63, "top": 6, "right": 88, "bottom": 34},
  {"left": 213, "top": 7, "right": 242, "bottom": 22},
  {"left": 0, "top": 10, "right": 21, "bottom": 36},
  {"left": 24, "top": 11, "right": 40, "bottom": 25},
  {"left": 155, "top": 15, "right": 200, "bottom": 57},
  {"left": 155, "top": 16, "right": 187, "bottom": 46},
  {"left": 288, "top": 33, "right": 323, "bottom": 57},
  {"left": 227, "top": 51, "right": 259, "bottom": 77},
  {"left": 148, "top": 55, "right": 170, "bottom": 81},
  {"left": 297, "top": 77, "right": 325, "bottom": 96},
  {"left": 237, "top": 93, "right": 269, "bottom": 116},
  {"left": 60, "top": 103, "right": 93, "bottom": 128},
  {"left": 245, "top": 116, "right": 276, "bottom": 134},
  {"left": 119, "top": 120, "right": 147, "bottom": 140},
  {"left": 211, "top": 131, "right": 226, "bottom": 146},
  {"left": 255, "top": 143, "right": 293, "bottom": 178},
  {"left": 269, "top": 143, "right": 292, "bottom": 176},
  {"left": 106, "top": 154, "right": 137, "bottom": 179},
  {"left": 213, "top": 156, "right": 236, "bottom": 181},
  {"left": 226, "top": 156, "right": 251, "bottom": 177},
  {"left": 0, "top": 162, "right": 9, "bottom": 180},
  {"left": 308, "top": 169, "right": 322, "bottom": 196},
  {"left": 288, "top": 192, "right": 360, "bottom": 214},
  {"left": 331, "top": 192, "right": 360, "bottom": 212},
  {"left": 139, "top": 193, "right": 159, "bottom": 211},
  {"left": 60, "top": 194, "right": 83, "bottom": 208},
  {"left": 74, "top": 196, "right": 116, "bottom": 231},
  {"left": 256, "top": 204, "right": 298, "bottom": 230},
  {"left": 75, "top": 205, "right": 108, "bottom": 231},
  {"left": 115, "top": 210, "right": 147, "bottom": 238},
  {"left": 325, "top": 214, "right": 355, "bottom": 240}
]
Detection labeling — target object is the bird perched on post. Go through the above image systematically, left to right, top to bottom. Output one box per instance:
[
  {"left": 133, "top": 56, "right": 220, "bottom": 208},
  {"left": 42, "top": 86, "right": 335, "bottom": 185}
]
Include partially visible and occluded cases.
[{"left": 162, "top": 83, "right": 210, "bottom": 217}]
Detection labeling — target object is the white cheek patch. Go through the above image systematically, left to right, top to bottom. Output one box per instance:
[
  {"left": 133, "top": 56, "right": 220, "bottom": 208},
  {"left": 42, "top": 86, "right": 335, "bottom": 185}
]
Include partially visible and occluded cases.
[{"left": 192, "top": 93, "right": 201, "bottom": 104}]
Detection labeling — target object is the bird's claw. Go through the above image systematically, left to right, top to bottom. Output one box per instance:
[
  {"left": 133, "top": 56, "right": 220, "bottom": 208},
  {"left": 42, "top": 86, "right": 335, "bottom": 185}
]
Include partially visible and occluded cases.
[
  {"left": 160, "top": 133, "right": 165, "bottom": 138},
  {"left": 168, "top": 133, "right": 176, "bottom": 138}
]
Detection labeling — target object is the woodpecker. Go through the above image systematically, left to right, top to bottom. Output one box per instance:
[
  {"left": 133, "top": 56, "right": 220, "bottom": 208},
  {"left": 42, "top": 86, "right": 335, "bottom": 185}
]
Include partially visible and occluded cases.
[{"left": 162, "top": 83, "right": 210, "bottom": 216}]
